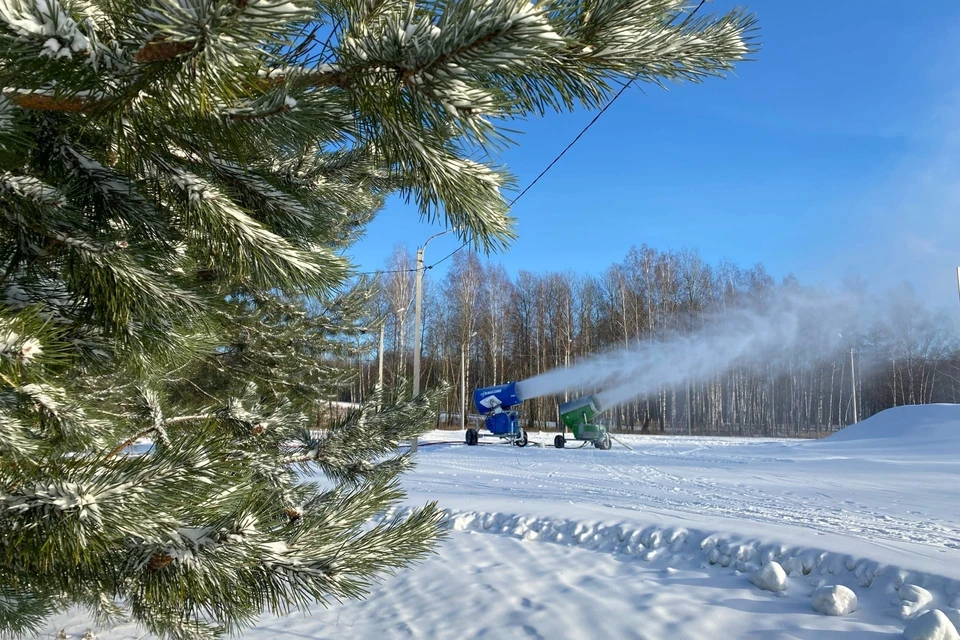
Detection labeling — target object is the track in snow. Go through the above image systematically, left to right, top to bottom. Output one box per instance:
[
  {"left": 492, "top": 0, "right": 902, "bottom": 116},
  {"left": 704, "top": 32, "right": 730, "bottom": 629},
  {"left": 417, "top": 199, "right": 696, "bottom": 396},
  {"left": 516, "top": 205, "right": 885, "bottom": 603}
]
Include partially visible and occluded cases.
[
  {"left": 48, "top": 412, "right": 960, "bottom": 639},
  {"left": 407, "top": 432, "right": 960, "bottom": 568}
]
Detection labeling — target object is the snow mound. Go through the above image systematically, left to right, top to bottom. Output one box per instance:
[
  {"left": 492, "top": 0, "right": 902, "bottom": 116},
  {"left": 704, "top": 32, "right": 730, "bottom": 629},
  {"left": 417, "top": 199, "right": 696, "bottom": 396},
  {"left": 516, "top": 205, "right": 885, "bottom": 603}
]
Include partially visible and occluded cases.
[
  {"left": 824, "top": 404, "right": 960, "bottom": 452},
  {"left": 423, "top": 506, "right": 959, "bottom": 596},
  {"left": 750, "top": 561, "right": 788, "bottom": 593},
  {"left": 897, "top": 584, "right": 935, "bottom": 620},
  {"left": 812, "top": 585, "right": 857, "bottom": 616},
  {"left": 904, "top": 609, "right": 960, "bottom": 640}
]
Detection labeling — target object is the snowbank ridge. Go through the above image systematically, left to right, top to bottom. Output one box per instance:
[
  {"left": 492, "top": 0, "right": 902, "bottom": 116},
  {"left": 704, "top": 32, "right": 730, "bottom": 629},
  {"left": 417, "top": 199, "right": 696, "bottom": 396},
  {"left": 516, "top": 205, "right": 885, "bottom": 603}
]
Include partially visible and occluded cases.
[{"left": 382, "top": 506, "right": 960, "bottom": 636}]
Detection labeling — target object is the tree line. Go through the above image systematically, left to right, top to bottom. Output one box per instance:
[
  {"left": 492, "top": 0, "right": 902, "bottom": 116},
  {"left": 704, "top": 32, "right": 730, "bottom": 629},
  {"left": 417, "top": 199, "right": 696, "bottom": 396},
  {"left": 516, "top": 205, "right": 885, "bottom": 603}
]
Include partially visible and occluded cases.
[{"left": 353, "top": 244, "right": 959, "bottom": 437}]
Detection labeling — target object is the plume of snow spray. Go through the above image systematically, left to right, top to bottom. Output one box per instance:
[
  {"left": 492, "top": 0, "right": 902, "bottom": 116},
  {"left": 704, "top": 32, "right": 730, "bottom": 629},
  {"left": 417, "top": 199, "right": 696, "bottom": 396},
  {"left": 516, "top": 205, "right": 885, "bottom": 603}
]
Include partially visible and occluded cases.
[{"left": 515, "top": 289, "right": 860, "bottom": 412}]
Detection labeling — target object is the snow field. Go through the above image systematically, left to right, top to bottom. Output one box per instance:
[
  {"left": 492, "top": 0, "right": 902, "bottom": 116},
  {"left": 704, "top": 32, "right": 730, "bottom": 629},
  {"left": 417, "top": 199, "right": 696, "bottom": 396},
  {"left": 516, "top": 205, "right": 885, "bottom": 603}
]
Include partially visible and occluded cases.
[
  {"left": 45, "top": 405, "right": 960, "bottom": 638},
  {"left": 384, "top": 505, "right": 960, "bottom": 635},
  {"left": 46, "top": 516, "right": 912, "bottom": 639},
  {"left": 209, "top": 527, "right": 909, "bottom": 640}
]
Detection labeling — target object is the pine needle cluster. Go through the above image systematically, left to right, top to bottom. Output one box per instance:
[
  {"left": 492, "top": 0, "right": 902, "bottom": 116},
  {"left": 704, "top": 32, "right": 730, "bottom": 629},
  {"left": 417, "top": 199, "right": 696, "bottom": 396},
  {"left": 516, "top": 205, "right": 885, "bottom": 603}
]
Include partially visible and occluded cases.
[{"left": 0, "top": 0, "right": 756, "bottom": 636}]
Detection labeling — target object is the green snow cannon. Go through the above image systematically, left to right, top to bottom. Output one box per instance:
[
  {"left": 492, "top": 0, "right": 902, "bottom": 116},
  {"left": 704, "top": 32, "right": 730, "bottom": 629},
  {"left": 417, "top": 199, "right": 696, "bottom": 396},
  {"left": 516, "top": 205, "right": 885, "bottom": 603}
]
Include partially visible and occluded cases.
[{"left": 556, "top": 395, "right": 612, "bottom": 450}]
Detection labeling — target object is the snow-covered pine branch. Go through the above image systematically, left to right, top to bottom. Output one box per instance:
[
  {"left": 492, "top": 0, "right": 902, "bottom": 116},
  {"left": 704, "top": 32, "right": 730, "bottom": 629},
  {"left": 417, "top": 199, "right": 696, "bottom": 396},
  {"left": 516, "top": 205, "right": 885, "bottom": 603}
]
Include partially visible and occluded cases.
[{"left": 0, "top": 0, "right": 755, "bottom": 636}]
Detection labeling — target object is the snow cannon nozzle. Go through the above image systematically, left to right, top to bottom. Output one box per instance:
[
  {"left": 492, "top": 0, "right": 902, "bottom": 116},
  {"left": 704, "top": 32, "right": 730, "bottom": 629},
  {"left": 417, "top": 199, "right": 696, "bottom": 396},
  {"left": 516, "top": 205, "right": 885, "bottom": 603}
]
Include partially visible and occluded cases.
[
  {"left": 473, "top": 382, "right": 523, "bottom": 415},
  {"left": 559, "top": 394, "right": 603, "bottom": 429}
]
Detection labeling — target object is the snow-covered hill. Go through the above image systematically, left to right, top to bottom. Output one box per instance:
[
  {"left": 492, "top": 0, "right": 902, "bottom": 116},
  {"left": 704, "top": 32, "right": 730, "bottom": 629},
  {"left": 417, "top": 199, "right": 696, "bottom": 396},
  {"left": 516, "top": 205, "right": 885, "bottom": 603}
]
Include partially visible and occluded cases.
[
  {"left": 823, "top": 403, "right": 960, "bottom": 451},
  {"left": 50, "top": 405, "right": 960, "bottom": 639}
]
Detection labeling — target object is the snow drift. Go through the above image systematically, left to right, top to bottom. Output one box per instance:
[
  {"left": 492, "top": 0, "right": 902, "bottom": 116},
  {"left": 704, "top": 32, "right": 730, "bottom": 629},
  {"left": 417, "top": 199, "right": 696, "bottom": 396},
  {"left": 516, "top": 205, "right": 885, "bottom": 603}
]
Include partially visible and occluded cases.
[{"left": 823, "top": 404, "right": 960, "bottom": 453}]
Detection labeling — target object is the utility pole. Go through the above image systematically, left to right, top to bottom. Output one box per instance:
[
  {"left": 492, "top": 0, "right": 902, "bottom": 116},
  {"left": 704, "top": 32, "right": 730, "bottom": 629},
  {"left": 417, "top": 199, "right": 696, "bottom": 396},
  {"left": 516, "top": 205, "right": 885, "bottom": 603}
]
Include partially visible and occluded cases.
[
  {"left": 411, "top": 229, "right": 452, "bottom": 453},
  {"left": 412, "top": 246, "right": 424, "bottom": 400},
  {"left": 956, "top": 267, "right": 960, "bottom": 316},
  {"left": 377, "top": 321, "right": 384, "bottom": 396},
  {"left": 460, "top": 330, "right": 477, "bottom": 432},
  {"left": 356, "top": 333, "right": 363, "bottom": 403},
  {"left": 460, "top": 341, "right": 467, "bottom": 431},
  {"left": 850, "top": 347, "right": 858, "bottom": 424},
  {"left": 686, "top": 382, "right": 692, "bottom": 436}
]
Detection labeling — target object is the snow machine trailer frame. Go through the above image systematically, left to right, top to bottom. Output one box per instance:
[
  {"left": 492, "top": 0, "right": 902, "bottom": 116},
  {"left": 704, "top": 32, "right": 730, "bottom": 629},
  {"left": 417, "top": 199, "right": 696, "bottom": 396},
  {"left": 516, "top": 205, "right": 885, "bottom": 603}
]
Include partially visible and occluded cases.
[
  {"left": 467, "top": 383, "right": 529, "bottom": 447},
  {"left": 556, "top": 395, "right": 611, "bottom": 450}
]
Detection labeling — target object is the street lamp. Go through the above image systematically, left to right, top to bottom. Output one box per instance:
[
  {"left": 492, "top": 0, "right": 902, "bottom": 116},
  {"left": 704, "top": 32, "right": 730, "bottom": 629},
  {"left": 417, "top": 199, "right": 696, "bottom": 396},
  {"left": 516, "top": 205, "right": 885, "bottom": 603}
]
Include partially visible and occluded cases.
[{"left": 411, "top": 229, "right": 453, "bottom": 453}]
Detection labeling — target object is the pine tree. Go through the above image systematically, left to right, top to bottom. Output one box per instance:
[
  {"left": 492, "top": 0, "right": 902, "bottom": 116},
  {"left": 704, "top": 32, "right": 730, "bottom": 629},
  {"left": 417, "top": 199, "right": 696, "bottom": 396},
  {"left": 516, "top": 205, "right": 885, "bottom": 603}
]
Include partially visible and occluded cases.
[{"left": 0, "top": 0, "right": 757, "bottom": 637}]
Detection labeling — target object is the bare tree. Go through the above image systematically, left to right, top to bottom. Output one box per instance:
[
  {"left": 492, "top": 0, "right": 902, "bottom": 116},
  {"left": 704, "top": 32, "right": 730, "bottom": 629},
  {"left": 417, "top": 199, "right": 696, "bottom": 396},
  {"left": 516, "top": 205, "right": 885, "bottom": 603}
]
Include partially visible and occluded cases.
[
  {"left": 373, "top": 243, "right": 960, "bottom": 437},
  {"left": 383, "top": 245, "right": 415, "bottom": 384}
]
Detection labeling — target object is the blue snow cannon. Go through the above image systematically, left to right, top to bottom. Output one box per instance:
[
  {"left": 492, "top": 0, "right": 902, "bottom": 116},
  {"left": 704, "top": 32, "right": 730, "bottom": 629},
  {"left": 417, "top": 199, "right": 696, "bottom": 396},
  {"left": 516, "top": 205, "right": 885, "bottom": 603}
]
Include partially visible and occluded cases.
[
  {"left": 467, "top": 382, "right": 528, "bottom": 448},
  {"left": 473, "top": 382, "right": 522, "bottom": 414}
]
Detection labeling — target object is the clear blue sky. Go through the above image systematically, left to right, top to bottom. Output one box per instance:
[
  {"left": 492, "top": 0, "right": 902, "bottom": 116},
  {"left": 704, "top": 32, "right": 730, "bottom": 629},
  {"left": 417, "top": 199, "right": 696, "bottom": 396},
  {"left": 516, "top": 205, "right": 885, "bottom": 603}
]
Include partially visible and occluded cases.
[{"left": 349, "top": 1, "right": 960, "bottom": 308}]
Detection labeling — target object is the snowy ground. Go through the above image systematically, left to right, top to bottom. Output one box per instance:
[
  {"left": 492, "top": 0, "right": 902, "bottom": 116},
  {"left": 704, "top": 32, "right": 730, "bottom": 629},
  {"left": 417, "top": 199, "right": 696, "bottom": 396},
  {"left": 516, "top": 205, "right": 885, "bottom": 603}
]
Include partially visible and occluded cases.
[{"left": 50, "top": 404, "right": 960, "bottom": 639}]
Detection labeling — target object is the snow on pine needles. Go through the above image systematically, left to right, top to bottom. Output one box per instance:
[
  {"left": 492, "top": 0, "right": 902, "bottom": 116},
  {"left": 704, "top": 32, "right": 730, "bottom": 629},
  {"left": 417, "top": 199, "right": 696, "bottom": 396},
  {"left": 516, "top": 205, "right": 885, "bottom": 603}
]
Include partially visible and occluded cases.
[{"left": 49, "top": 404, "right": 960, "bottom": 639}]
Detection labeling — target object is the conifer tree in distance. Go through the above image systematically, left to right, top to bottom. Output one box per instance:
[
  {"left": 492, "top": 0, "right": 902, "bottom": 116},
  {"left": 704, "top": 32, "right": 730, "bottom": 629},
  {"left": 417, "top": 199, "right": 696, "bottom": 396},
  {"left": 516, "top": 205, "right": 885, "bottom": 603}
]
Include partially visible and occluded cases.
[{"left": 0, "top": 0, "right": 756, "bottom": 637}]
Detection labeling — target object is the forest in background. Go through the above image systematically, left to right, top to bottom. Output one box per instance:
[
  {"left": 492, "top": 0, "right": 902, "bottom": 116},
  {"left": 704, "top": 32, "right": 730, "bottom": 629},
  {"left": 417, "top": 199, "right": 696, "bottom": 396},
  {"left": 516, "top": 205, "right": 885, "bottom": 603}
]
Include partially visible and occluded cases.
[{"left": 345, "top": 244, "right": 959, "bottom": 437}]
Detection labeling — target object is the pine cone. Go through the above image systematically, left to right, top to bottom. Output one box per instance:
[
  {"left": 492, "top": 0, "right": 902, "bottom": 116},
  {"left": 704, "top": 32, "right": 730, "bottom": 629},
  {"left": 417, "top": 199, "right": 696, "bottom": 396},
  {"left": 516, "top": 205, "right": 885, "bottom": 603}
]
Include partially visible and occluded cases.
[
  {"left": 134, "top": 37, "right": 195, "bottom": 63},
  {"left": 147, "top": 553, "right": 174, "bottom": 571}
]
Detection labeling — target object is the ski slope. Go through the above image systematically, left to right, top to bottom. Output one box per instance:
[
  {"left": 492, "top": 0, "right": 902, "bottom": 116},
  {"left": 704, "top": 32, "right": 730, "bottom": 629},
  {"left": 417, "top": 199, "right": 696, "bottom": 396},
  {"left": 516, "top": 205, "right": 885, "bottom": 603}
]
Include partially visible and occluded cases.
[
  {"left": 49, "top": 405, "right": 960, "bottom": 639},
  {"left": 409, "top": 405, "right": 960, "bottom": 578}
]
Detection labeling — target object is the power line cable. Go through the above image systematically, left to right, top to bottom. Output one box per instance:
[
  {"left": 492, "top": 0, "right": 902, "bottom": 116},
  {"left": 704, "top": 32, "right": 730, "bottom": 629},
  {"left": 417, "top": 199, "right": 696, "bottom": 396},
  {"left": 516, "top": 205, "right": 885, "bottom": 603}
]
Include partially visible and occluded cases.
[{"left": 354, "top": 0, "right": 707, "bottom": 277}]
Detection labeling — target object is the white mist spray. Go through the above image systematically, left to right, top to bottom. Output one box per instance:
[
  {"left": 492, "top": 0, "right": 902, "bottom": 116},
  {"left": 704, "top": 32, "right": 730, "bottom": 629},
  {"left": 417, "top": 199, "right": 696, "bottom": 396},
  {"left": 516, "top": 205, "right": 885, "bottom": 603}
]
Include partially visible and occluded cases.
[{"left": 515, "top": 289, "right": 860, "bottom": 413}]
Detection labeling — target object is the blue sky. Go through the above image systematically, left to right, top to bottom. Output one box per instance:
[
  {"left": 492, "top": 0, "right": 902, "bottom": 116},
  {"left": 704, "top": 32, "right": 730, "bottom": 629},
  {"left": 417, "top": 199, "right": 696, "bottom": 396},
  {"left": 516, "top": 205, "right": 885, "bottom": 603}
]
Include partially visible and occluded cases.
[{"left": 349, "top": 1, "right": 960, "bottom": 308}]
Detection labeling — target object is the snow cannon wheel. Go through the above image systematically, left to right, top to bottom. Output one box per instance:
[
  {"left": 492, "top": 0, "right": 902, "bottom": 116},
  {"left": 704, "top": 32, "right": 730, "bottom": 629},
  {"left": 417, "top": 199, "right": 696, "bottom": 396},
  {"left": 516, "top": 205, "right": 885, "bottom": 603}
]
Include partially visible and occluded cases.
[
  {"left": 465, "top": 429, "right": 479, "bottom": 446},
  {"left": 514, "top": 429, "right": 528, "bottom": 448},
  {"left": 594, "top": 434, "right": 612, "bottom": 450},
  {"left": 554, "top": 435, "right": 565, "bottom": 449}
]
